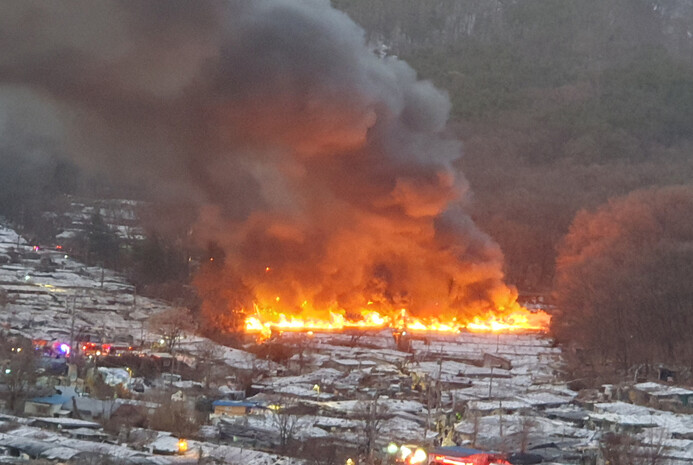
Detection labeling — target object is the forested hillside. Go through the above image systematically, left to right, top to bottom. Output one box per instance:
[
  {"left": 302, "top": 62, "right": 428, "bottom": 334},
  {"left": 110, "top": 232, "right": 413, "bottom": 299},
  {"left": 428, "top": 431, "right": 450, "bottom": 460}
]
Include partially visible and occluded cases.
[
  {"left": 2, "top": 0, "right": 692, "bottom": 299},
  {"left": 334, "top": 0, "right": 693, "bottom": 290}
]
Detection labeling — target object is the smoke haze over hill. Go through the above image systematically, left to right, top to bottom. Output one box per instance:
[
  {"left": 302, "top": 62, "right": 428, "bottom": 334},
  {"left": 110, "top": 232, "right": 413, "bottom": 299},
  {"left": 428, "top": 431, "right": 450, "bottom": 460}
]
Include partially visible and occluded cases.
[{"left": 0, "top": 0, "right": 523, "bottom": 325}]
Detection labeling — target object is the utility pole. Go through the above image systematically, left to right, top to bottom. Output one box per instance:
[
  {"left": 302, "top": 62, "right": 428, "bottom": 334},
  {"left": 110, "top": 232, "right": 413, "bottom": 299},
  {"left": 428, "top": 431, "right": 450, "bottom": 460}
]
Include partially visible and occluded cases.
[
  {"left": 69, "top": 295, "right": 75, "bottom": 356},
  {"left": 69, "top": 295, "right": 80, "bottom": 359},
  {"left": 435, "top": 356, "right": 443, "bottom": 420},
  {"left": 423, "top": 358, "right": 444, "bottom": 443},
  {"left": 488, "top": 366, "right": 494, "bottom": 398},
  {"left": 499, "top": 397, "right": 504, "bottom": 438}
]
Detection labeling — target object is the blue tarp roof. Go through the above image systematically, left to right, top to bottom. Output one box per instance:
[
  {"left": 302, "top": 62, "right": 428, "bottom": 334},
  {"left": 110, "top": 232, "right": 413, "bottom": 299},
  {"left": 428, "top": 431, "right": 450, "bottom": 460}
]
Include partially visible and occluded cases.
[
  {"left": 28, "top": 395, "right": 71, "bottom": 405},
  {"left": 212, "top": 400, "right": 258, "bottom": 408}
]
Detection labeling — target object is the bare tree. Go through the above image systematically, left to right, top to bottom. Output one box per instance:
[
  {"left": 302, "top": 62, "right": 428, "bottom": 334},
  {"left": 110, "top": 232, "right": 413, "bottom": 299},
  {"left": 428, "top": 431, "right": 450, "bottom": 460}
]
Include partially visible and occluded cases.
[
  {"left": 554, "top": 186, "right": 693, "bottom": 375},
  {"left": 193, "top": 253, "right": 249, "bottom": 336},
  {"left": 0, "top": 289, "right": 9, "bottom": 311},
  {"left": 148, "top": 307, "right": 195, "bottom": 353},
  {"left": 149, "top": 307, "right": 195, "bottom": 354},
  {"left": 293, "top": 335, "right": 314, "bottom": 374},
  {"left": 0, "top": 336, "right": 39, "bottom": 412},
  {"left": 197, "top": 340, "right": 223, "bottom": 389},
  {"left": 422, "top": 359, "right": 443, "bottom": 442},
  {"left": 354, "top": 395, "right": 390, "bottom": 465},
  {"left": 148, "top": 397, "right": 199, "bottom": 438},
  {"left": 270, "top": 398, "right": 300, "bottom": 453},
  {"left": 470, "top": 412, "right": 480, "bottom": 448},
  {"left": 518, "top": 416, "right": 537, "bottom": 453},
  {"left": 641, "top": 429, "right": 668, "bottom": 465},
  {"left": 599, "top": 431, "right": 667, "bottom": 465},
  {"left": 600, "top": 433, "right": 641, "bottom": 465},
  {"left": 302, "top": 439, "right": 343, "bottom": 465}
]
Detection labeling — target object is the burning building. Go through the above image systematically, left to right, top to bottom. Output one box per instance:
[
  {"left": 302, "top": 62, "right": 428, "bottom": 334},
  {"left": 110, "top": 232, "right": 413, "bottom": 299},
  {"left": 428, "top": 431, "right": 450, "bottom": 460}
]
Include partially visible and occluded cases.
[{"left": 0, "top": 0, "right": 548, "bottom": 335}]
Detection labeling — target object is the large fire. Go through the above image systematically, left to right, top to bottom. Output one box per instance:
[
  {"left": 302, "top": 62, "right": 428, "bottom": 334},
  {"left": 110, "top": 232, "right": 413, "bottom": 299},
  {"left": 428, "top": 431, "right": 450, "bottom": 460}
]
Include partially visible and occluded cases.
[
  {"left": 10, "top": 1, "right": 553, "bottom": 344},
  {"left": 244, "top": 300, "right": 551, "bottom": 338}
]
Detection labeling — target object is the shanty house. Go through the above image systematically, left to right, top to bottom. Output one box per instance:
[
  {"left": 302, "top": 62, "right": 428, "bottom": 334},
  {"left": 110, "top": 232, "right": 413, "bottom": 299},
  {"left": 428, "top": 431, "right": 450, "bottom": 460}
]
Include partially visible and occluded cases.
[
  {"left": 482, "top": 353, "right": 512, "bottom": 370},
  {"left": 321, "top": 358, "right": 376, "bottom": 372},
  {"left": 631, "top": 382, "right": 693, "bottom": 408},
  {"left": 24, "top": 394, "right": 71, "bottom": 417},
  {"left": 212, "top": 400, "right": 263, "bottom": 416},
  {"left": 588, "top": 402, "right": 658, "bottom": 433},
  {"left": 29, "top": 417, "right": 102, "bottom": 432}
]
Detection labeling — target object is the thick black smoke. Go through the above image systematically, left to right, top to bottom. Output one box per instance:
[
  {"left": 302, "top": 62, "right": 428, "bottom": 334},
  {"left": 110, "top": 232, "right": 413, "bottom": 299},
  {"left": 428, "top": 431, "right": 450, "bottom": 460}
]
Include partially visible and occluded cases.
[{"left": 0, "top": 0, "right": 516, "bottom": 321}]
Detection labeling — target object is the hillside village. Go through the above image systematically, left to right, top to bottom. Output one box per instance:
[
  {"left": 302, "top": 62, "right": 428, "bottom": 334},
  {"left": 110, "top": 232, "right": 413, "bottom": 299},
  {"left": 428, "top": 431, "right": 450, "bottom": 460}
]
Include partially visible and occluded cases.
[
  {"left": 2, "top": 0, "right": 693, "bottom": 463},
  {"left": 0, "top": 221, "right": 692, "bottom": 465}
]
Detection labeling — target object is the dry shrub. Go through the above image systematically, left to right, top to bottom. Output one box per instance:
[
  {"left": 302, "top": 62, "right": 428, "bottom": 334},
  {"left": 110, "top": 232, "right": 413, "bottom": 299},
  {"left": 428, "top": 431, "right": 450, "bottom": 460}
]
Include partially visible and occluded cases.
[{"left": 148, "top": 398, "right": 199, "bottom": 438}]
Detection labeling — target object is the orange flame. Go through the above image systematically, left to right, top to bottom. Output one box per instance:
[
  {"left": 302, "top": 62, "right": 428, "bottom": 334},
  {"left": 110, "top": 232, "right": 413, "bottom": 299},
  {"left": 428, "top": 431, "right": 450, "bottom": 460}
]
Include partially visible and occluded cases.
[
  {"left": 244, "top": 301, "right": 550, "bottom": 338},
  {"left": 465, "top": 309, "right": 551, "bottom": 332}
]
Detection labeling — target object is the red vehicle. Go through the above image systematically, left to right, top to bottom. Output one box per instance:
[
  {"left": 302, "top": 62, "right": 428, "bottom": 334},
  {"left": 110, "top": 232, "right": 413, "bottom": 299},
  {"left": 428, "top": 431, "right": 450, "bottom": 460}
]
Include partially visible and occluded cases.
[
  {"left": 79, "top": 342, "right": 137, "bottom": 357},
  {"left": 428, "top": 447, "right": 511, "bottom": 465}
]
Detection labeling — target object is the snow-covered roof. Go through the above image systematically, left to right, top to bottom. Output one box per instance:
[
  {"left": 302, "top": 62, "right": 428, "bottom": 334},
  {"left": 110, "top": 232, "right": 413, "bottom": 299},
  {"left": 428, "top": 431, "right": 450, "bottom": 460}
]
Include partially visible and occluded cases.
[
  {"left": 325, "top": 358, "right": 376, "bottom": 367},
  {"left": 634, "top": 382, "right": 693, "bottom": 397},
  {"left": 515, "top": 391, "right": 574, "bottom": 407},
  {"left": 319, "top": 398, "right": 425, "bottom": 416},
  {"left": 467, "top": 399, "right": 531, "bottom": 412},
  {"left": 29, "top": 417, "right": 102, "bottom": 429},
  {"left": 149, "top": 434, "right": 180, "bottom": 454}
]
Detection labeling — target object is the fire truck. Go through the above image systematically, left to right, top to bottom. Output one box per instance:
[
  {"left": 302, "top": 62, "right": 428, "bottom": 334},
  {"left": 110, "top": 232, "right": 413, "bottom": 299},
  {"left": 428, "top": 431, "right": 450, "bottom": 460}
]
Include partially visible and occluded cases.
[
  {"left": 79, "top": 341, "right": 137, "bottom": 357},
  {"left": 427, "top": 447, "right": 511, "bottom": 465}
]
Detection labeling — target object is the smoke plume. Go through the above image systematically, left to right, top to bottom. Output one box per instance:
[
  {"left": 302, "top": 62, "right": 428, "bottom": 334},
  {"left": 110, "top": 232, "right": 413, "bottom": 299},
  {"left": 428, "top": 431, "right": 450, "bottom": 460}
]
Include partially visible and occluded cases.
[{"left": 0, "top": 0, "right": 517, "bottom": 324}]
